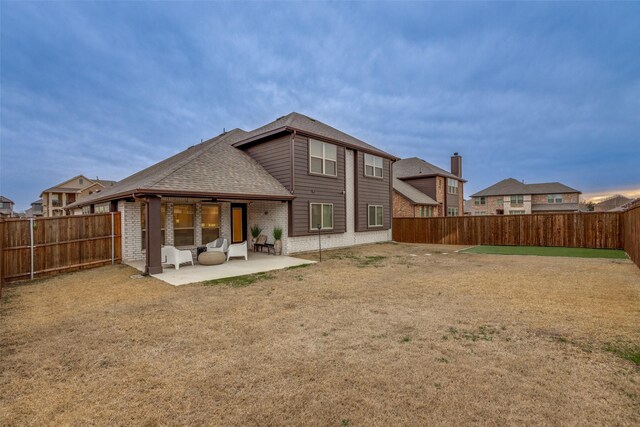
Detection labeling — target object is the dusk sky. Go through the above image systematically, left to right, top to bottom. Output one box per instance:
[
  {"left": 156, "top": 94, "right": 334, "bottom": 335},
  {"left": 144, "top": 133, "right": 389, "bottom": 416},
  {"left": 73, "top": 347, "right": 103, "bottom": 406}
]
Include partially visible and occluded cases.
[{"left": 1, "top": 2, "right": 639, "bottom": 211}]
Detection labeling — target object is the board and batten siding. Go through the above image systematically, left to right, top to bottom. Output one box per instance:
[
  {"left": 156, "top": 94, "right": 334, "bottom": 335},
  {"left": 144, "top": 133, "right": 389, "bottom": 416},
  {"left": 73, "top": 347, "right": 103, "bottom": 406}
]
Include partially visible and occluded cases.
[
  {"left": 244, "top": 135, "right": 292, "bottom": 191},
  {"left": 289, "top": 135, "right": 346, "bottom": 237},
  {"left": 355, "top": 151, "right": 392, "bottom": 232}
]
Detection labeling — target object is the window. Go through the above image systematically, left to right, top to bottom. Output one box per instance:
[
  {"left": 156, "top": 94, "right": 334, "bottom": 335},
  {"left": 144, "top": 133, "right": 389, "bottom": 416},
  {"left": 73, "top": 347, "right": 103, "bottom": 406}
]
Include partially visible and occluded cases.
[
  {"left": 309, "top": 139, "right": 337, "bottom": 176},
  {"left": 364, "top": 153, "right": 383, "bottom": 178},
  {"left": 79, "top": 178, "right": 84, "bottom": 185},
  {"left": 447, "top": 178, "right": 459, "bottom": 194},
  {"left": 51, "top": 193, "right": 61, "bottom": 207},
  {"left": 547, "top": 194, "right": 563, "bottom": 204},
  {"left": 510, "top": 195, "right": 524, "bottom": 205},
  {"left": 474, "top": 197, "right": 486, "bottom": 205},
  {"left": 497, "top": 198, "right": 504, "bottom": 206},
  {"left": 0, "top": 202, "right": 4, "bottom": 209},
  {"left": 95, "top": 203, "right": 109, "bottom": 213},
  {"left": 310, "top": 203, "right": 333, "bottom": 230},
  {"left": 173, "top": 204, "right": 194, "bottom": 246},
  {"left": 201, "top": 204, "right": 220, "bottom": 243},
  {"left": 368, "top": 205, "right": 384, "bottom": 227},
  {"left": 82, "top": 206, "right": 90, "bottom": 215},
  {"left": 418, "top": 206, "right": 434, "bottom": 217},
  {"left": 448, "top": 207, "right": 459, "bottom": 216},
  {"left": 509, "top": 210, "right": 526, "bottom": 215},
  {"left": 475, "top": 211, "right": 487, "bottom": 216}
]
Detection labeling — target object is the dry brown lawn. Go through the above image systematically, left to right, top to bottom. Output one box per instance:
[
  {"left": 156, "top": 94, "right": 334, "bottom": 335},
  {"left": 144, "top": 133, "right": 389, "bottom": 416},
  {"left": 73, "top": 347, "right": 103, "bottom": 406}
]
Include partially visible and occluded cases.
[{"left": 1, "top": 243, "right": 639, "bottom": 426}]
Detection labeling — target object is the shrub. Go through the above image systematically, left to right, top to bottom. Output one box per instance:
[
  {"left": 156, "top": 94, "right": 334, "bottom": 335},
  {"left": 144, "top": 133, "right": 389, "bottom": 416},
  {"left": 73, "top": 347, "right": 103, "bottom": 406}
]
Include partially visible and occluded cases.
[{"left": 273, "top": 226, "right": 283, "bottom": 241}]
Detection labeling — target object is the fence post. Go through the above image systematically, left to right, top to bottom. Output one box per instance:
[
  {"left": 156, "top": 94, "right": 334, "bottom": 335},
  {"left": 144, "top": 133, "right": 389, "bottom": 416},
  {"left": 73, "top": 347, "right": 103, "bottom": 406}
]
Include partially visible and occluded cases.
[
  {"left": 111, "top": 212, "right": 115, "bottom": 265},
  {"left": 30, "top": 218, "right": 34, "bottom": 280},
  {"left": 0, "top": 219, "right": 4, "bottom": 299}
]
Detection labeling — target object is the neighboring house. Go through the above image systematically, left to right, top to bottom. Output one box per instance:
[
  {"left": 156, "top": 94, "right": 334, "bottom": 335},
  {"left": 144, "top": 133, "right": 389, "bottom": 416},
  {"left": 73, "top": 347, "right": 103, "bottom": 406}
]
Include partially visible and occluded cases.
[
  {"left": 69, "top": 112, "right": 397, "bottom": 274},
  {"left": 393, "top": 154, "right": 465, "bottom": 217},
  {"left": 40, "top": 175, "right": 117, "bottom": 217},
  {"left": 469, "top": 178, "right": 581, "bottom": 215},
  {"left": 593, "top": 195, "right": 633, "bottom": 212},
  {"left": 0, "top": 196, "right": 16, "bottom": 218},
  {"left": 606, "top": 197, "right": 639, "bottom": 212},
  {"left": 26, "top": 199, "right": 44, "bottom": 217},
  {"left": 463, "top": 199, "right": 473, "bottom": 216}
]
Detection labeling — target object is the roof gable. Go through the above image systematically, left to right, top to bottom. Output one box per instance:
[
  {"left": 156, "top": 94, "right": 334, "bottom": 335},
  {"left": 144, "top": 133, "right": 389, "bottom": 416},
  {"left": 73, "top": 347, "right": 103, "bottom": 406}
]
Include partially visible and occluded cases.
[{"left": 233, "top": 112, "right": 397, "bottom": 159}]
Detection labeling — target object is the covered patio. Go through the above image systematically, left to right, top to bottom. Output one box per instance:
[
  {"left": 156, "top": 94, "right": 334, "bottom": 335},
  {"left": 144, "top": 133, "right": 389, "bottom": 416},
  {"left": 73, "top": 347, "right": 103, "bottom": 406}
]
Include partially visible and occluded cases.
[{"left": 127, "top": 251, "right": 314, "bottom": 286}]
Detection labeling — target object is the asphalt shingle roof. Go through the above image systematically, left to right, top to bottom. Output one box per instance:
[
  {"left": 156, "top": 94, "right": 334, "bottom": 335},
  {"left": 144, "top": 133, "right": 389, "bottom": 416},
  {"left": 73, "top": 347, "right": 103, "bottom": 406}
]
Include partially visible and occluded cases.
[
  {"left": 234, "top": 112, "right": 397, "bottom": 159},
  {"left": 71, "top": 129, "right": 293, "bottom": 207},
  {"left": 393, "top": 157, "right": 463, "bottom": 181},
  {"left": 393, "top": 178, "right": 438, "bottom": 205},
  {"left": 471, "top": 178, "right": 580, "bottom": 197}
]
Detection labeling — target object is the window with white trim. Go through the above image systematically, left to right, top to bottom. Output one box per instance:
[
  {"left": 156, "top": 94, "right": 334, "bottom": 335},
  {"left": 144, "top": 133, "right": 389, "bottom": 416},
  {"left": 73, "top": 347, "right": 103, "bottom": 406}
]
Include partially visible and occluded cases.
[
  {"left": 309, "top": 139, "right": 337, "bottom": 176},
  {"left": 364, "top": 154, "right": 383, "bottom": 178},
  {"left": 447, "top": 178, "right": 459, "bottom": 194},
  {"left": 547, "top": 194, "right": 563, "bottom": 204},
  {"left": 510, "top": 195, "right": 524, "bottom": 205},
  {"left": 310, "top": 203, "right": 333, "bottom": 230},
  {"left": 368, "top": 205, "right": 384, "bottom": 227},
  {"left": 448, "top": 207, "right": 459, "bottom": 216},
  {"left": 509, "top": 210, "right": 526, "bottom": 215},
  {"left": 475, "top": 211, "right": 487, "bottom": 216}
]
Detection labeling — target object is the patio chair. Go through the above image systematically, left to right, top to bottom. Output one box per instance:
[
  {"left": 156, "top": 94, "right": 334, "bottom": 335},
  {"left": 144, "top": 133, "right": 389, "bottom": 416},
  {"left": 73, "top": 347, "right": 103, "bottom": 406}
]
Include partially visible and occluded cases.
[
  {"left": 253, "top": 235, "right": 267, "bottom": 252},
  {"left": 206, "top": 238, "right": 229, "bottom": 253},
  {"left": 227, "top": 241, "right": 248, "bottom": 261},
  {"left": 161, "top": 245, "right": 194, "bottom": 270}
]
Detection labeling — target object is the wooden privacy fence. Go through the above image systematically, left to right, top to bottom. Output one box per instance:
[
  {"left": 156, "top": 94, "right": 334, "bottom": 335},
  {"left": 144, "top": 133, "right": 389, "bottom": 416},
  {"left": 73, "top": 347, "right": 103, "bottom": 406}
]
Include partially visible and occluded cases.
[
  {"left": 622, "top": 205, "right": 640, "bottom": 268},
  {"left": 393, "top": 212, "right": 623, "bottom": 249},
  {"left": 0, "top": 213, "right": 122, "bottom": 290}
]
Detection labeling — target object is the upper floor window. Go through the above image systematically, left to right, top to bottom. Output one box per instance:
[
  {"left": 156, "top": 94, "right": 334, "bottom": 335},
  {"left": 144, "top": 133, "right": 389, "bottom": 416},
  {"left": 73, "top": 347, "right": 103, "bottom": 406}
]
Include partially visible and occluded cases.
[
  {"left": 309, "top": 139, "right": 337, "bottom": 176},
  {"left": 364, "top": 154, "right": 383, "bottom": 178},
  {"left": 79, "top": 178, "right": 84, "bottom": 185},
  {"left": 447, "top": 178, "right": 459, "bottom": 194},
  {"left": 51, "top": 193, "right": 62, "bottom": 207},
  {"left": 547, "top": 194, "right": 563, "bottom": 204},
  {"left": 510, "top": 195, "right": 524, "bottom": 205},
  {"left": 474, "top": 197, "right": 486, "bottom": 205},
  {"left": 497, "top": 198, "right": 504, "bottom": 206},
  {"left": 310, "top": 203, "right": 333, "bottom": 230},
  {"left": 368, "top": 205, "right": 384, "bottom": 227},
  {"left": 448, "top": 207, "right": 459, "bottom": 216}
]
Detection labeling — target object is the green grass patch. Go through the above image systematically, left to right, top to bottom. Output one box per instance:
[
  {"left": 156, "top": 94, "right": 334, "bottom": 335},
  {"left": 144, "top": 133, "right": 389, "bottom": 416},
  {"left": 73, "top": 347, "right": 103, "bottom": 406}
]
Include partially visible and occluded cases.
[
  {"left": 462, "top": 245, "right": 627, "bottom": 259},
  {"left": 357, "top": 255, "right": 387, "bottom": 268},
  {"left": 204, "top": 272, "right": 275, "bottom": 288},
  {"left": 604, "top": 343, "right": 640, "bottom": 366}
]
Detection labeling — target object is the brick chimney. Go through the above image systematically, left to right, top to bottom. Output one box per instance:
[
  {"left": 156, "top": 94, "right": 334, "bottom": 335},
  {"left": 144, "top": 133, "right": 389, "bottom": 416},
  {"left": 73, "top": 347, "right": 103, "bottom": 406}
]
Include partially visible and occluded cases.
[{"left": 451, "top": 152, "right": 462, "bottom": 177}]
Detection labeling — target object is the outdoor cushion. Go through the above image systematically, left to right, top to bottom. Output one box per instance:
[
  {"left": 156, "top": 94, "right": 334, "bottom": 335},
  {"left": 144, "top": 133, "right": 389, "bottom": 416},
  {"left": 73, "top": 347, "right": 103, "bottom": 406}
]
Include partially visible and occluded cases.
[{"left": 198, "top": 251, "right": 226, "bottom": 266}]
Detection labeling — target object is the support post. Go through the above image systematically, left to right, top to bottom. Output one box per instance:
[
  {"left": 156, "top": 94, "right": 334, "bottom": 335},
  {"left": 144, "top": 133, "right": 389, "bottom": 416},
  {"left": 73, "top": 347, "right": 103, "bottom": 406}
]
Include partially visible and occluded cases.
[
  {"left": 145, "top": 197, "right": 163, "bottom": 275},
  {"left": 111, "top": 212, "right": 115, "bottom": 265},
  {"left": 30, "top": 218, "right": 34, "bottom": 279}
]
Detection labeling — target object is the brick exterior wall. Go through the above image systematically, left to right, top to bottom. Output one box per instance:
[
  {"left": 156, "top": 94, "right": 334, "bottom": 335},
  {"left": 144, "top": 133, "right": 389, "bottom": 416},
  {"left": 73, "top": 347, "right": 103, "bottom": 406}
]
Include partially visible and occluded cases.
[
  {"left": 393, "top": 192, "right": 415, "bottom": 217},
  {"left": 470, "top": 193, "right": 580, "bottom": 215},
  {"left": 531, "top": 193, "right": 579, "bottom": 204},
  {"left": 118, "top": 200, "right": 144, "bottom": 262},
  {"left": 247, "top": 200, "right": 289, "bottom": 249}
]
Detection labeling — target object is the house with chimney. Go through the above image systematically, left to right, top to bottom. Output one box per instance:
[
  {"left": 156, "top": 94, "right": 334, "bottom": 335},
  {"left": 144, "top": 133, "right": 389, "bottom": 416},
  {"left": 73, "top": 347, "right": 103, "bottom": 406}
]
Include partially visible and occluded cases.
[
  {"left": 392, "top": 154, "right": 465, "bottom": 217},
  {"left": 469, "top": 178, "right": 581, "bottom": 215}
]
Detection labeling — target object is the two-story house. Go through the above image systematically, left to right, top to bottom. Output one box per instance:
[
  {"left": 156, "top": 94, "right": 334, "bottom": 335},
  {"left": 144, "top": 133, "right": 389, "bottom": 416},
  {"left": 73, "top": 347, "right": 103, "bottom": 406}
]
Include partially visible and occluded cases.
[
  {"left": 69, "top": 113, "right": 397, "bottom": 274},
  {"left": 392, "top": 154, "right": 465, "bottom": 217},
  {"left": 40, "top": 175, "right": 117, "bottom": 217},
  {"left": 469, "top": 178, "right": 581, "bottom": 215},
  {"left": 0, "top": 196, "right": 16, "bottom": 218},
  {"left": 26, "top": 199, "right": 44, "bottom": 217}
]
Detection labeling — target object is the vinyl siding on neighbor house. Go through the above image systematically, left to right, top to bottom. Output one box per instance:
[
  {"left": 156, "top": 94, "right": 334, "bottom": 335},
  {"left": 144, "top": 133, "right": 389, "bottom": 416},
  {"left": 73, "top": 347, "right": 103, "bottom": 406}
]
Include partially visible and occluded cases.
[
  {"left": 289, "top": 134, "right": 347, "bottom": 236},
  {"left": 355, "top": 151, "right": 391, "bottom": 231},
  {"left": 402, "top": 177, "right": 438, "bottom": 201}
]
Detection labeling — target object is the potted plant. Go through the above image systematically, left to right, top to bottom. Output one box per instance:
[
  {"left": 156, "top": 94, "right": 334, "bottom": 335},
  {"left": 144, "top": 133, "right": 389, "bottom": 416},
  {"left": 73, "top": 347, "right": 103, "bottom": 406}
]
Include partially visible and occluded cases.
[
  {"left": 250, "top": 225, "right": 262, "bottom": 249},
  {"left": 273, "top": 226, "right": 283, "bottom": 255}
]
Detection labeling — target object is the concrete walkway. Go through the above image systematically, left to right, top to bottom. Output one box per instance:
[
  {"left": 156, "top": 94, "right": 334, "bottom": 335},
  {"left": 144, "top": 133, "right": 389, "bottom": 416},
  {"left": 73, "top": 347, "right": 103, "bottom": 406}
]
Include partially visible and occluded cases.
[{"left": 127, "top": 252, "right": 315, "bottom": 286}]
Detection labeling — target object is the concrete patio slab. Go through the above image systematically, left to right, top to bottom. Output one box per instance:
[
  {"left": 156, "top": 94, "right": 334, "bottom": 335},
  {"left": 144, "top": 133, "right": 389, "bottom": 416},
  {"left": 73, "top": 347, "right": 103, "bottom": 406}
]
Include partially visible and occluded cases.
[{"left": 127, "top": 252, "right": 315, "bottom": 286}]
